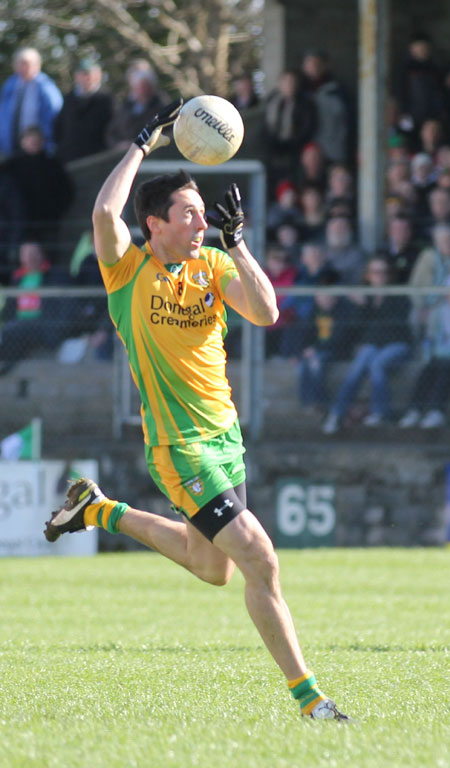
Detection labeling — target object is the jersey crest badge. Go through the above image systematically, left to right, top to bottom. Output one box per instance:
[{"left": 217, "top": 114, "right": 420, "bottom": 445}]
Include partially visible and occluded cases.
[{"left": 192, "top": 271, "right": 210, "bottom": 288}]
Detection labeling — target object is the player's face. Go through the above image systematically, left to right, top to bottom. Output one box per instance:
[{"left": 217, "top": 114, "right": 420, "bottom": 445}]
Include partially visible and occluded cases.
[{"left": 159, "top": 188, "right": 208, "bottom": 262}]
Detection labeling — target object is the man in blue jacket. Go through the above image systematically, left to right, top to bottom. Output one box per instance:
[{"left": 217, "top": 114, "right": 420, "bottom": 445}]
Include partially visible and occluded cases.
[{"left": 0, "top": 47, "right": 63, "bottom": 157}]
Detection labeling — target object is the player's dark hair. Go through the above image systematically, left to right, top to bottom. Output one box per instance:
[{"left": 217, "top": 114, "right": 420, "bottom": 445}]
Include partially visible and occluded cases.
[{"left": 133, "top": 170, "right": 199, "bottom": 240}]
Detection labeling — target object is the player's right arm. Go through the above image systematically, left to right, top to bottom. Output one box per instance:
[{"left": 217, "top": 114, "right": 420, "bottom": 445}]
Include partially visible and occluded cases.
[
  {"left": 92, "top": 99, "right": 183, "bottom": 265},
  {"left": 93, "top": 146, "right": 144, "bottom": 265}
]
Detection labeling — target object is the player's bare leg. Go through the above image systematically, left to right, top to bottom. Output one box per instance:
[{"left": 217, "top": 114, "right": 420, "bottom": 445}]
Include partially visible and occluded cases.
[
  {"left": 118, "top": 508, "right": 235, "bottom": 586},
  {"left": 213, "top": 509, "right": 307, "bottom": 680}
]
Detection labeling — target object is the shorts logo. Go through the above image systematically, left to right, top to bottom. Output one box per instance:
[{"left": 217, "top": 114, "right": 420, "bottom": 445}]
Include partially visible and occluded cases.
[
  {"left": 192, "top": 271, "right": 210, "bottom": 288},
  {"left": 156, "top": 273, "right": 170, "bottom": 282},
  {"left": 204, "top": 292, "right": 215, "bottom": 307},
  {"left": 184, "top": 476, "right": 204, "bottom": 495},
  {"left": 213, "top": 498, "right": 234, "bottom": 517}
]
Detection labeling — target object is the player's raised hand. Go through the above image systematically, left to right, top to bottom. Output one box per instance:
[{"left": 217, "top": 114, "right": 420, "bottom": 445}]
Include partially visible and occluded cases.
[
  {"left": 134, "top": 98, "right": 183, "bottom": 156},
  {"left": 207, "top": 183, "right": 244, "bottom": 250}
]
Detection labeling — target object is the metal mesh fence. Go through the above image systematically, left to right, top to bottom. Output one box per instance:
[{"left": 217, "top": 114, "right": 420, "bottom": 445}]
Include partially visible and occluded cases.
[{"left": 0, "top": 285, "right": 449, "bottom": 456}]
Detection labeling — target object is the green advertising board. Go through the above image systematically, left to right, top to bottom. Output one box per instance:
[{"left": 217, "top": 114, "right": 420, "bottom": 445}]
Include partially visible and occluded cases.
[{"left": 275, "top": 479, "right": 336, "bottom": 548}]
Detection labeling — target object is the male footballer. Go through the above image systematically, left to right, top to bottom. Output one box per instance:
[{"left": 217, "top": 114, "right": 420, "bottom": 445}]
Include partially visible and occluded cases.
[{"left": 45, "top": 99, "right": 350, "bottom": 721}]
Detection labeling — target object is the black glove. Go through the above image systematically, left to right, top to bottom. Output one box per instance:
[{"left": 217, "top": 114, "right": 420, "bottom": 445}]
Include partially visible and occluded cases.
[
  {"left": 134, "top": 98, "right": 183, "bottom": 155},
  {"left": 207, "top": 183, "right": 244, "bottom": 250}
]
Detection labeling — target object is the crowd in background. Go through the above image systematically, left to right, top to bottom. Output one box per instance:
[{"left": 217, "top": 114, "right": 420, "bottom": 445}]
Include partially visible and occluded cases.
[
  {"left": 260, "top": 34, "right": 450, "bottom": 432},
  {"left": 0, "top": 36, "right": 449, "bottom": 429}
]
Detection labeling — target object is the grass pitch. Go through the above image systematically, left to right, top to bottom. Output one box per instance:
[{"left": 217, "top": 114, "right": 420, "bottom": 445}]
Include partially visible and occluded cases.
[{"left": 0, "top": 548, "right": 449, "bottom": 768}]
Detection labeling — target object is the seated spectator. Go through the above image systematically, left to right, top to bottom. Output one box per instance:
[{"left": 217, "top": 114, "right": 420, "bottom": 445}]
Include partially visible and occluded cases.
[
  {"left": 396, "top": 33, "right": 445, "bottom": 148},
  {"left": 0, "top": 47, "right": 62, "bottom": 158},
  {"left": 299, "top": 49, "right": 349, "bottom": 163},
  {"left": 54, "top": 59, "right": 114, "bottom": 163},
  {"left": 107, "top": 65, "right": 169, "bottom": 149},
  {"left": 263, "top": 69, "right": 316, "bottom": 189},
  {"left": 230, "top": 73, "right": 259, "bottom": 111},
  {"left": 418, "top": 118, "right": 445, "bottom": 161},
  {"left": 1, "top": 125, "right": 74, "bottom": 258},
  {"left": 387, "top": 131, "right": 411, "bottom": 163},
  {"left": 296, "top": 141, "right": 326, "bottom": 189},
  {"left": 435, "top": 144, "right": 450, "bottom": 172},
  {"left": 410, "top": 153, "right": 435, "bottom": 217},
  {"left": 386, "top": 158, "right": 411, "bottom": 197},
  {"left": 326, "top": 163, "right": 355, "bottom": 219},
  {"left": 326, "top": 163, "right": 354, "bottom": 202},
  {"left": 436, "top": 167, "right": 450, "bottom": 192},
  {"left": 0, "top": 170, "right": 25, "bottom": 284},
  {"left": 267, "top": 180, "right": 303, "bottom": 235},
  {"left": 298, "top": 183, "right": 326, "bottom": 242},
  {"left": 420, "top": 186, "right": 450, "bottom": 238},
  {"left": 385, "top": 194, "right": 410, "bottom": 222},
  {"left": 385, "top": 214, "right": 419, "bottom": 282},
  {"left": 324, "top": 216, "right": 364, "bottom": 284},
  {"left": 272, "top": 222, "right": 301, "bottom": 262},
  {"left": 409, "top": 222, "right": 450, "bottom": 331},
  {"left": 67, "top": 232, "right": 112, "bottom": 360},
  {"left": 0, "top": 242, "right": 72, "bottom": 374},
  {"left": 281, "top": 242, "right": 335, "bottom": 356},
  {"left": 264, "top": 245, "right": 298, "bottom": 357},
  {"left": 322, "top": 256, "right": 413, "bottom": 433},
  {"left": 297, "top": 271, "right": 357, "bottom": 411},
  {"left": 399, "top": 276, "right": 450, "bottom": 429}
]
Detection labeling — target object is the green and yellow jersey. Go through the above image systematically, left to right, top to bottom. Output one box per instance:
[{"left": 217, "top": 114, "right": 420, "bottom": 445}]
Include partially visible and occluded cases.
[{"left": 99, "top": 241, "right": 239, "bottom": 447}]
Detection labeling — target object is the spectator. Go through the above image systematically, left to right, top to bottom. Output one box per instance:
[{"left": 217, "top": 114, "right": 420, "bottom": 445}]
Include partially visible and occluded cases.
[
  {"left": 396, "top": 33, "right": 445, "bottom": 145},
  {"left": 0, "top": 47, "right": 63, "bottom": 157},
  {"left": 300, "top": 49, "right": 349, "bottom": 162},
  {"left": 54, "top": 59, "right": 114, "bottom": 163},
  {"left": 107, "top": 66, "right": 169, "bottom": 150},
  {"left": 264, "top": 69, "right": 316, "bottom": 189},
  {"left": 230, "top": 73, "right": 259, "bottom": 111},
  {"left": 418, "top": 118, "right": 444, "bottom": 160},
  {"left": 1, "top": 125, "right": 74, "bottom": 255},
  {"left": 387, "top": 131, "right": 411, "bottom": 163},
  {"left": 296, "top": 141, "right": 326, "bottom": 189},
  {"left": 435, "top": 145, "right": 450, "bottom": 175},
  {"left": 410, "top": 152, "right": 435, "bottom": 218},
  {"left": 386, "top": 158, "right": 411, "bottom": 197},
  {"left": 326, "top": 163, "right": 355, "bottom": 219},
  {"left": 327, "top": 163, "right": 354, "bottom": 201},
  {"left": 436, "top": 167, "right": 450, "bottom": 192},
  {"left": 0, "top": 170, "right": 25, "bottom": 284},
  {"left": 267, "top": 180, "right": 303, "bottom": 235},
  {"left": 298, "top": 183, "right": 326, "bottom": 243},
  {"left": 424, "top": 186, "right": 450, "bottom": 232},
  {"left": 385, "top": 214, "right": 419, "bottom": 283},
  {"left": 324, "top": 216, "right": 364, "bottom": 284},
  {"left": 272, "top": 222, "right": 301, "bottom": 263},
  {"left": 409, "top": 223, "right": 450, "bottom": 330},
  {"left": 66, "top": 231, "right": 112, "bottom": 361},
  {"left": 0, "top": 242, "right": 72, "bottom": 374},
  {"left": 281, "top": 242, "right": 334, "bottom": 356},
  {"left": 264, "top": 245, "right": 298, "bottom": 357},
  {"left": 322, "top": 256, "right": 413, "bottom": 433},
  {"left": 297, "top": 271, "right": 357, "bottom": 411},
  {"left": 399, "top": 276, "right": 450, "bottom": 429}
]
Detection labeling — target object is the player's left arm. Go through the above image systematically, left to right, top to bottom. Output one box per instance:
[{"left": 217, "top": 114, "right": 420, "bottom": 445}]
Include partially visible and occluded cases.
[
  {"left": 207, "top": 184, "right": 279, "bottom": 326},
  {"left": 224, "top": 243, "right": 279, "bottom": 326}
]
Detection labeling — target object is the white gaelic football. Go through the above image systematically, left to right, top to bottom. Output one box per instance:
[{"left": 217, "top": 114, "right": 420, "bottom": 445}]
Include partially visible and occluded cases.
[{"left": 173, "top": 95, "right": 244, "bottom": 166}]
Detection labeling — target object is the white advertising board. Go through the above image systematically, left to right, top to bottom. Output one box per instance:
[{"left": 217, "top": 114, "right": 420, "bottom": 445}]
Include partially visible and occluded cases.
[{"left": 0, "top": 460, "right": 98, "bottom": 556}]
